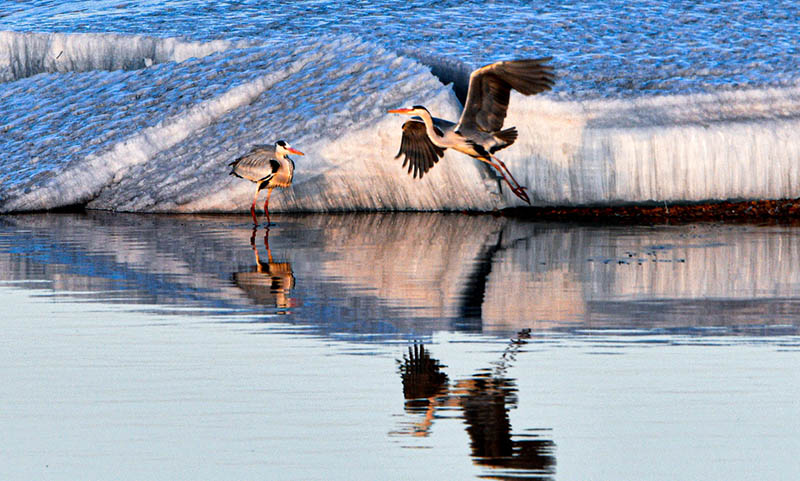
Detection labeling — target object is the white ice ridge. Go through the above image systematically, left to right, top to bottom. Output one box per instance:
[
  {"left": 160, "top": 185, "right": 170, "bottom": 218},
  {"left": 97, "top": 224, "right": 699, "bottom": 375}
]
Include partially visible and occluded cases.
[
  {"left": 0, "top": 30, "right": 237, "bottom": 82},
  {"left": 1, "top": 30, "right": 800, "bottom": 213},
  {"left": 0, "top": 33, "right": 497, "bottom": 213},
  {"left": 88, "top": 41, "right": 496, "bottom": 213},
  {"left": 502, "top": 86, "right": 800, "bottom": 206}
]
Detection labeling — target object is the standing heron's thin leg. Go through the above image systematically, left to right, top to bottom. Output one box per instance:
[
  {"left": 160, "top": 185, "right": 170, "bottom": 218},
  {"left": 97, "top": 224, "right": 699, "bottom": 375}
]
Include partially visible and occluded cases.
[
  {"left": 264, "top": 187, "right": 273, "bottom": 226},
  {"left": 251, "top": 188, "right": 260, "bottom": 225}
]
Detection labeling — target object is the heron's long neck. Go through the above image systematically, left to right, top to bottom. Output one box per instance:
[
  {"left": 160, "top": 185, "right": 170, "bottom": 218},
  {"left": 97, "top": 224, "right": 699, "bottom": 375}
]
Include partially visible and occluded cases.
[
  {"left": 417, "top": 109, "right": 443, "bottom": 143},
  {"left": 277, "top": 153, "right": 295, "bottom": 172}
]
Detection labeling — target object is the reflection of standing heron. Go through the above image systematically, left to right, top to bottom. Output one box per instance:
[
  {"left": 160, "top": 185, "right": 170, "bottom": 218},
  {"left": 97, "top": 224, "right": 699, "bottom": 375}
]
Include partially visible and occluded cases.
[
  {"left": 388, "top": 58, "right": 555, "bottom": 204},
  {"left": 229, "top": 140, "right": 304, "bottom": 225},
  {"left": 231, "top": 228, "right": 296, "bottom": 311},
  {"left": 396, "top": 331, "right": 555, "bottom": 478}
]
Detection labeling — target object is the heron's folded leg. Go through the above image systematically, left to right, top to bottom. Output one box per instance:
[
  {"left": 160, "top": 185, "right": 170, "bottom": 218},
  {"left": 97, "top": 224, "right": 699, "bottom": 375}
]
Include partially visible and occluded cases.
[{"left": 483, "top": 157, "right": 531, "bottom": 205}]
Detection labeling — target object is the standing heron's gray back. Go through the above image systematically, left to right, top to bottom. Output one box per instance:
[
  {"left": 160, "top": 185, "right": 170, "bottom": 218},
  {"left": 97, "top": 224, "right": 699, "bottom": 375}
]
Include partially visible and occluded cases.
[{"left": 229, "top": 144, "right": 278, "bottom": 182}]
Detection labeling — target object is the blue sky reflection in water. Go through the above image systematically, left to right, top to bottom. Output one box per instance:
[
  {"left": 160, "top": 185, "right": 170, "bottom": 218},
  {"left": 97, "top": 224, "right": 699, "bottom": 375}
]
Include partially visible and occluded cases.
[{"left": 0, "top": 212, "right": 799, "bottom": 480}]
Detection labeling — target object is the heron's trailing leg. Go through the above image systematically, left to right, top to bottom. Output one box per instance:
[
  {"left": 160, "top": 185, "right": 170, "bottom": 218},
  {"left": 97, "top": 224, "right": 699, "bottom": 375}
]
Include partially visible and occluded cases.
[
  {"left": 490, "top": 154, "right": 530, "bottom": 204},
  {"left": 490, "top": 154, "right": 526, "bottom": 192},
  {"left": 483, "top": 156, "right": 530, "bottom": 204}
]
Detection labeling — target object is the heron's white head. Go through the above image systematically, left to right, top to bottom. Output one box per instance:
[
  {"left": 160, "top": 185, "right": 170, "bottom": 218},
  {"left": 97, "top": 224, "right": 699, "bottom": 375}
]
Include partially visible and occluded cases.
[
  {"left": 387, "top": 105, "right": 430, "bottom": 116},
  {"left": 275, "top": 140, "right": 304, "bottom": 157}
]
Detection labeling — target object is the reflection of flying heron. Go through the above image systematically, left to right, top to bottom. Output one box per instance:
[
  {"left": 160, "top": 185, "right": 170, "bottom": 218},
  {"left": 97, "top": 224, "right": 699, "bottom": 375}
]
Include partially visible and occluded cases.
[
  {"left": 388, "top": 58, "right": 555, "bottom": 204},
  {"left": 229, "top": 140, "right": 304, "bottom": 225},
  {"left": 231, "top": 228, "right": 296, "bottom": 310},
  {"left": 396, "top": 331, "right": 555, "bottom": 478},
  {"left": 398, "top": 344, "right": 449, "bottom": 435}
]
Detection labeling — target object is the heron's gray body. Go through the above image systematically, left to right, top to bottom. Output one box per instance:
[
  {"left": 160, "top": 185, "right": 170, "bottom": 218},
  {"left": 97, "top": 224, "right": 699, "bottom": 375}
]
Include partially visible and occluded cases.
[
  {"left": 229, "top": 140, "right": 302, "bottom": 225},
  {"left": 229, "top": 144, "right": 295, "bottom": 190}
]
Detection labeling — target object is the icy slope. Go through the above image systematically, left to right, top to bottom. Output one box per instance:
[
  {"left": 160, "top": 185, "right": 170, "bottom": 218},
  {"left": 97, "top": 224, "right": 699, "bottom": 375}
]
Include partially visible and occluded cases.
[
  {"left": 4, "top": 1, "right": 799, "bottom": 98},
  {"left": 1, "top": 30, "right": 800, "bottom": 213},
  {"left": 0, "top": 32, "right": 499, "bottom": 213},
  {"left": 88, "top": 46, "right": 497, "bottom": 213}
]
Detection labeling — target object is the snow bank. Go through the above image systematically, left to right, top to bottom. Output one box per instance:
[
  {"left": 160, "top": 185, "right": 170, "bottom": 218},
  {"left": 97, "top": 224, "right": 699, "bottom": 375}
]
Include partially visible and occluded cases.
[
  {"left": 0, "top": 30, "right": 236, "bottom": 82},
  {"left": 1, "top": 31, "right": 799, "bottom": 213},
  {"left": 500, "top": 87, "right": 800, "bottom": 206}
]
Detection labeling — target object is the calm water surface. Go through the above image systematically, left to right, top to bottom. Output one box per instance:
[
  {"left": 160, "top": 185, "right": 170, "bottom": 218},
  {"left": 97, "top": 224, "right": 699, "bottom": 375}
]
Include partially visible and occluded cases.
[{"left": 1, "top": 212, "right": 798, "bottom": 480}]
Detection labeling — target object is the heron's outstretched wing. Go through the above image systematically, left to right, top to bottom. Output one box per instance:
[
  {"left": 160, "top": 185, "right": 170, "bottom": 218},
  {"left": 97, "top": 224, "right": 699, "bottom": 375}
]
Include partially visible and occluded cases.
[
  {"left": 457, "top": 58, "right": 555, "bottom": 133},
  {"left": 395, "top": 120, "right": 446, "bottom": 179},
  {"left": 229, "top": 145, "right": 278, "bottom": 182}
]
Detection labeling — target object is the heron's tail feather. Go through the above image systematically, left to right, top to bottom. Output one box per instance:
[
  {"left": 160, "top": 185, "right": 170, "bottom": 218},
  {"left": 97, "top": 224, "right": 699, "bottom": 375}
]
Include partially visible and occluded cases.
[{"left": 492, "top": 127, "right": 518, "bottom": 152}]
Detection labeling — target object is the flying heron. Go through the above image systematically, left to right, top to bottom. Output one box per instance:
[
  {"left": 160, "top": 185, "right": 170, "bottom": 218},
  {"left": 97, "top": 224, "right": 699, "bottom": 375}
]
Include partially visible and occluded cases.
[
  {"left": 388, "top": 58, "right": 555, "bottom": 204},
  {"left": 229, "top": 140, "right": 303, "bottom": 225}
]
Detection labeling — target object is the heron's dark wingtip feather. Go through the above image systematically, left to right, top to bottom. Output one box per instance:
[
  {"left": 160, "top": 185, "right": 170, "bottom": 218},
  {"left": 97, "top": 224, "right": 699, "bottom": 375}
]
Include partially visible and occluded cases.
[
  {"left": 462, "top": 57, "right": 556, "bottom": 133},
  {"left": 499, "top": 58, "right": 557, "bottom": 95},
  {"left": 396, "top": 119, "right": 445, "bottom": 180}
]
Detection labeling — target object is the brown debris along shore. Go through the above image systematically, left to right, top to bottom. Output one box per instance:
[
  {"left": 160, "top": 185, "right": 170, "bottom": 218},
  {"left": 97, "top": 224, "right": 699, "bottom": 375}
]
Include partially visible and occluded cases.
[{"left": 501, "top": 199, "right": 800, "bottom": 224}]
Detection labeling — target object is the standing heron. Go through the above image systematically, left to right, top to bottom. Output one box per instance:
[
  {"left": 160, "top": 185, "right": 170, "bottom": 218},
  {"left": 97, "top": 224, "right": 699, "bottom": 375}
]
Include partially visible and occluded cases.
[
  {"left": 388, "top": 58, "right": 555, "bottom": 204},
  {"left": 229, "top": 140, "right": 303, "bottom": 225}
]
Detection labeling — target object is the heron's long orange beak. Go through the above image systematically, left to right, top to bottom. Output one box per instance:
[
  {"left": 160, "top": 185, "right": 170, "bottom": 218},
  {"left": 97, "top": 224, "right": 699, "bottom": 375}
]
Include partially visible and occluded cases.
[
  {"left": 388, "top": 108, "right": 414, "bottom": 114},
  {"left": 287, "top": 147, "right": 304, "bottom": 156}
]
